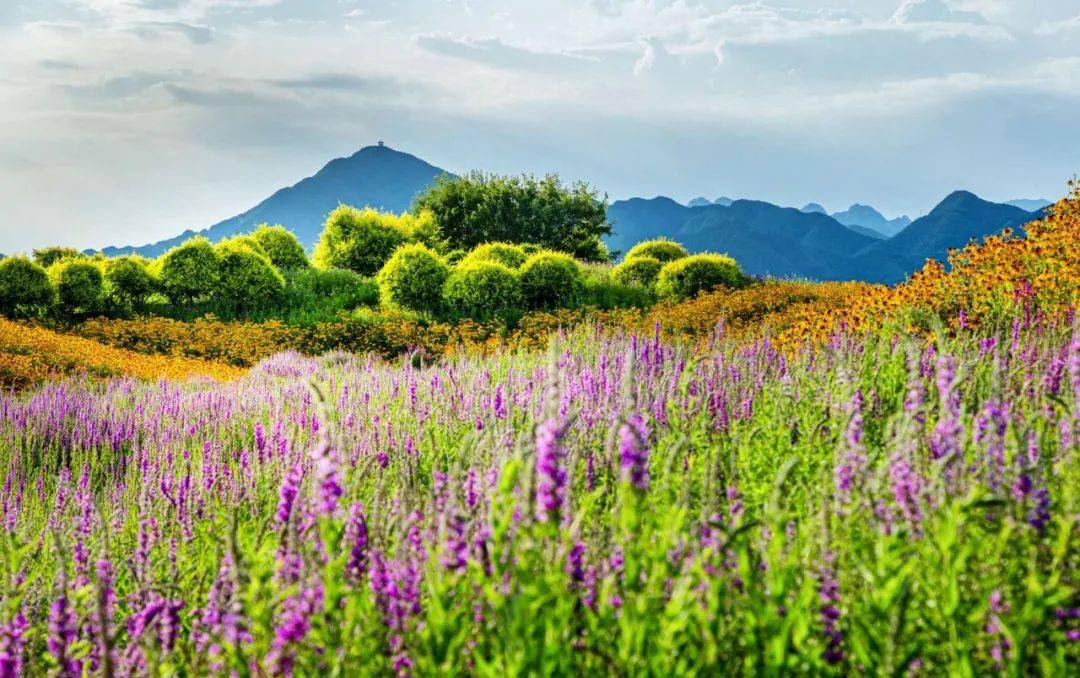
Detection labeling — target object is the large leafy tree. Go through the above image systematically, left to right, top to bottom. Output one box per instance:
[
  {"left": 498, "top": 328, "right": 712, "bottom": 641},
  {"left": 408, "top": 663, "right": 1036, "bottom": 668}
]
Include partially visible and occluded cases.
[{"left": 412, "top": 172, "right": 611, "bottom": 261}]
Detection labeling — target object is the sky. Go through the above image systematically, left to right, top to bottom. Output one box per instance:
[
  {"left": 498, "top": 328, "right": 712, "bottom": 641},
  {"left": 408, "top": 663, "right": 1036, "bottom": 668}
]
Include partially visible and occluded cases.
[{"left": 1, "top": 0, "right": 1079, "bottom": 253}]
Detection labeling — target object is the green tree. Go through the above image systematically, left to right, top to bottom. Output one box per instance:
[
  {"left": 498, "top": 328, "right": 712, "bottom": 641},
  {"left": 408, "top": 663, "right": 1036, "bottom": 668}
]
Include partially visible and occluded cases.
[
  {"left": 412, "top": 172, "right": 611, "bottom": 261},
  {"left": 313, "top": 206, "right": 410, "bottom": 276},
  {"left": 250, "top": 224, "right": 310, "bottom": 270},
  {"left": 157, "top": 236, "right": 222, "bottom": 306},
  {"left": 624, "top": 238, "right": 688, "bottom": 264},
  {"left": 216, "top": 241, "right": 285, "bottom": 313},
  {"left": 460, "top": 242, "right": 528, "bottom": 269},
  {"left": 376, "top": 243, "right": 450, "bottom": 314},
  {"left": 31, "top": 246, "right": 84, "bottom": 269},
  {"left": 519, "top": 251, "right": 585, "bottom": 309},
  {"left": 655, "top": 253, "right": 745, "bottom": 300},
  {"left": 0, "top": 256, "right": 55, "bottom": 318},
  {"left": 104, "top": 256, "right": 157, "bottom": 311},
  {"left": 612, "top": 256, "right": 663, "bottom": 288},
  {"left": 49, "top": 259, "right": 105, "bottom": 317},
  {"left": 442, "top": 261, "right": 522, "bottom": 317}
]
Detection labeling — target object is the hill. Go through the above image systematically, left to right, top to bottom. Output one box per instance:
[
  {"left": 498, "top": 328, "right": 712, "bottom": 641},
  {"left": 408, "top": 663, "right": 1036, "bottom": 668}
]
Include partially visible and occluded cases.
[
  {"left": 100, "top": 144, "right": 450, "bottom": 257},
  {"left": 830, "top": 203, "right": 910, "bottom": 238}
]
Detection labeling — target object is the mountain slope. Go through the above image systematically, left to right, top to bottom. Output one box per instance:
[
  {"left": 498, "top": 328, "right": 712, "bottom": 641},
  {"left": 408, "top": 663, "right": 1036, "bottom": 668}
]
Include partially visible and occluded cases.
[
  {"left": 100, "top": 144, "right": 450, "bottom": 257},
  {"left": 853, "top": 191, "right": 1037, "bottom": 282},
  {"left": 607, "top": 198, "right": 879, "bottom": 280},
  {"left": 1005, "top": 198, "right": 1052, "bottom": 212}
]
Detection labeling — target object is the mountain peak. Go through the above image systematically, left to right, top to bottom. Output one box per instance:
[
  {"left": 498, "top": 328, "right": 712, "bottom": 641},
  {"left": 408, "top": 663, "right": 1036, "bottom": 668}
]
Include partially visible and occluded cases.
[
  {"left": 935, "top": 190, "right": 982, "bottom": 209},
  {"left": 801, "top": 202, "right": 827, "bottom": 214}
]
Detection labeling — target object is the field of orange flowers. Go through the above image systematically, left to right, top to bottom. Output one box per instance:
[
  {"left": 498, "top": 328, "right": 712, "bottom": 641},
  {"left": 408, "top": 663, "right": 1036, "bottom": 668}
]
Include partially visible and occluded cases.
[{"left": 0, "top": 317, "right": 243, "bottom": 391}]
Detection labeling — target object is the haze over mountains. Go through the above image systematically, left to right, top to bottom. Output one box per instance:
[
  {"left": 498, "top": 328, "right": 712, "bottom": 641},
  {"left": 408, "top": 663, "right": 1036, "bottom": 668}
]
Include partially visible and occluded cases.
[{"left": 99, "top": 145, "right": 1052, "bottom": 285}]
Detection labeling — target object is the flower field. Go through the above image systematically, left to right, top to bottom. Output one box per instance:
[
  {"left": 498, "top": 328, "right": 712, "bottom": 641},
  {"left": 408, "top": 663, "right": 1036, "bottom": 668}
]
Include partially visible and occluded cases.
[{"left": 1, "top": 311, "right": 1077, "bottom": 675}]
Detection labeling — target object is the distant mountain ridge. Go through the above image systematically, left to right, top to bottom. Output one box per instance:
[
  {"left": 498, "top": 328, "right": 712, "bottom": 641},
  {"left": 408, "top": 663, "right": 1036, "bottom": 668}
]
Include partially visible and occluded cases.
[
  {"left": 97, "top": 144, "right": 1049, "bottom": 285},
  {"left": 99, "top": 144, "right": 451, "bottom": 258}
]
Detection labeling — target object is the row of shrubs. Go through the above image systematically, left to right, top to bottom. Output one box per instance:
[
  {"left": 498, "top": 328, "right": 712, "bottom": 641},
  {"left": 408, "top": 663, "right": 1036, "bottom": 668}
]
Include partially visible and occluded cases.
[{"left": 0, "top": 225, "right": 377, "bottom": 323}]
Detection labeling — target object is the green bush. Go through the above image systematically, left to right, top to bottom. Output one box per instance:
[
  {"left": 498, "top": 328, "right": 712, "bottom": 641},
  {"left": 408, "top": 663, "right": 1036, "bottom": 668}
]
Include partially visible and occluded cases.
[
  {"left": 313, "top": 206, "right": 409, "bottom": 276},
  {"left": 251, "top": 224, "right": 310, "bottom": 270},
  {"left": 157, "top": 236, "right": 222, "bottom": 305},
  {"left": 624, "top": 238, "right": 689, "bottom": 264},
  {"left": 216, "top": 242, "right": 285, "bottom": 312},
  {"left": 460, "top": 242, "right": 528, "bottom": 269},
  {"left": 376, "top": 244, "right": 450, "bottom": 314},
  {"left": 31, "top": 246, "right": 84, "bottom": 269},
  {"left": 444, "top": 249, "right": 467, "bottom": 266},
  {"left": 519, "top": 251, "right": 585, "bottom": 309},
  {"left": 656, "top": 253, "right": 744, "bottom": 300},
  {"left": 611, "top": 255, "right": 663, "bottom": 288},
  {"left": 0, "top": 256, "right": 55, "bottom": 318},
  {"left": 104, "top": 256, "right": 157, "bottom": 311},
  {"left": 49, "top": 259, "right": 104, "bottom": 316},
  {"left": 442, "top": 262, "right": 522, "bottom": 317}
]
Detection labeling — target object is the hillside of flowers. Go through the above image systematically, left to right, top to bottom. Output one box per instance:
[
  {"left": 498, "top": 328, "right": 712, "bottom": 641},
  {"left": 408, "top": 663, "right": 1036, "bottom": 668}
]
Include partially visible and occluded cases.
[{"left": 1, "top": 310, "right": 1078, "bottom": 674}]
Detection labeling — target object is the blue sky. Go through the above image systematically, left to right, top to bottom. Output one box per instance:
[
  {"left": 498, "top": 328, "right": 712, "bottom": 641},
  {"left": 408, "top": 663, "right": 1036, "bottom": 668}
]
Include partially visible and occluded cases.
[{"left": 1, "top": 0, "right": 1078, "bottom": 252}]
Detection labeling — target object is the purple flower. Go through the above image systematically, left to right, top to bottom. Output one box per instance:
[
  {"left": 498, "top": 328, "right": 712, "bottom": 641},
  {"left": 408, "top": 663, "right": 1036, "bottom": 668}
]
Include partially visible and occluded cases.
[
  {"left": 618, "top": 413, "right": 651, "bottom": 491},
  {"left": 535, "top": 418, "right": 568, "bottom": 524},
  {"left": 277, "top": 464, "right": 304, "bottom": 527},
  {"left": 344, "top": 502, "right": 369, "bottom": 583},
  {"left": 817, "top": 560, "right": 844, "bottom": 665},
  {"left": 48, "top": 592, "right": 80, "bottom": 677},
  {"left": 0, "top": 610, "right": 28, "bottom": 678}
]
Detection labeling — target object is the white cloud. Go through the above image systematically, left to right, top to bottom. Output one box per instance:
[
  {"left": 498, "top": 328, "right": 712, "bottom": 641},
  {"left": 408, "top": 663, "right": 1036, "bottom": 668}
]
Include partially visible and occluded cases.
[{"left": 892, "top": 0, "right": 987, "bottom": 24}]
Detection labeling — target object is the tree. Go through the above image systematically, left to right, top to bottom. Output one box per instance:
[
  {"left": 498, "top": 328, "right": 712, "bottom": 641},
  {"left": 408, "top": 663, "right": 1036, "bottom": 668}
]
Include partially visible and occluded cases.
[
  {"left": 412, "top": 172, "right": 611, "bottom": 261},
  {"left": 313, "top": 206, "right": 410, "bottom": 276},
  {"left": 250, "top": 224, "right": 310, "bottom": 270},
  {"left": 157, "top": 236, "right": 222, "bottom": 305},
  {"left": 624, "top": 238, "right": 688, "bottom": 264},
  {"left": 216, "top": 241, "right": 285, "bottom": 313},
  {"left": 460, "top": 242, "right": 528, "bottom": 269},
  {"left": 376, "top": 243, "right": 450, "bottom": 314},
  {"left": 32, "top": 246, "right": 85, "bottom": 269},
  {"left": 518, "top": 251, "right": 585, "bottom": 309},
  {"left": 656, "top": 254, "right": 745, "bottom": 300},
  {"left": 612, "top": 255, "right": 663, "bottom": 289},
  {"left": 0, "top": 256, "right": 55, "bottom": 317},
  {"left": 104, "top": 256, "right": 157, "bottom": 311},
  {"left": 49, "top": 259, "right": 105, "bottom": 316},
  {"left": 442, "top": 262, "right": 522, "bottom": 317}
]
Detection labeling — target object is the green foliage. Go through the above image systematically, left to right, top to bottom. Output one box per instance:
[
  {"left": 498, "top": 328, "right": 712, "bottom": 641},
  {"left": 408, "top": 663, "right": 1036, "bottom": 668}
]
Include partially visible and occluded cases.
[
  {"left": 412, "top": 171, "right": 611, "bottom": 261},
  {"left": 313, "top": 206, "right": 410, "bottom": 276},
  {"left": 251, "top": 224, "right": 310, "bottom": 270},
  {"left": 156, "top": 236, "right": 222, "bottom": 305},
  {"left": 624, "top": 238, "right": 689, "bottom": 264},
  {"left": 215, "top": 241, "right": 285, "bottom": 312},
  {"left": 460, "top": 242, "right": 528, "bottom": 269},
  {"left": 377, "top": 243, "right": 450, "bottom": 314},
  {"left": 31, "top": 246, "right": 84, "bottom": 269},
  {"left": 444, "top": 249, "right": 467, "bottom": 266},
  {"left": 518, "top": 250, "right": 585, "bottom": 309},
  {"left": 656, "top": 253, "right": 745, "bottom": 300},
  {"left": 611, "top": 255, "right": 663, "bottom": 288},
  {"left": 0, "top": 256, "right": 55, "bottom": 317},
  {"left": 104, "top": 256, "right": 157, "bottom": 311},
  {"left": 48, "top": 259, "right": 105, "bottom": 316},
  {"left": 442, "top": 261, "right": 522, "bottom": 317},
  {"left": 582, "top": 264, "right": 656, "bottom": 309}
]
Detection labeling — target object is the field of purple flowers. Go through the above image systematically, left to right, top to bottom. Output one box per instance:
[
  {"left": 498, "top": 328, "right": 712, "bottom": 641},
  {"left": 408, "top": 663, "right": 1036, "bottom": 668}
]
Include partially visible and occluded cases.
[{"left": 1, "top": 319, "right": 1078, "bottom": 675}]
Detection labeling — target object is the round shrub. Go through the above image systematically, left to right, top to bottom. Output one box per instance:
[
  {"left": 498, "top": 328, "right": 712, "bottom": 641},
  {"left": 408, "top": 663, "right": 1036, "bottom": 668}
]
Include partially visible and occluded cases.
[
  {"left": 313, "top": 206, "right": 409, "bottom": 276},
  {"left": 251, "top": 224, "right": 310, "bottom": 270},
  {"left": 157, "top": 236, "right": 222, "bottom": 305},
  {"left": 624, "top": 238, "right": 689, "bottom": 264},
  {"left": 216, "top": 242, "right": 285, "bottom": 311},
  {"left": 460, "top": 242, "right": 528, "bottom": 269},
  {"left": 520, "top": 243, "right": 541, "bottom": 255},
  {"left": 376, "top": 244, "right": 450, "bottom": 314},
  {"left": 444, "top": 249, "right": 467, "bottom": 266},
  {"left": 519, "top": 251, "right": 585, "bottom": 309},
  {"left": 656, "top": 253, "right": 744, "bottom": 300},
  {"left": 612, "top": 255, "right": 663, "bottom": 288},
  {"left": 0, "top": 256, "right": 55, "bottom": 317},
  {"left": 104, "top": 256, "right": 156, "bottom": 310},
  {"left": 49, "top": 259, "right": 104, "bottom": 316},
  {"left": 442, "top": 262, "right": 522, "bottom": 317}
]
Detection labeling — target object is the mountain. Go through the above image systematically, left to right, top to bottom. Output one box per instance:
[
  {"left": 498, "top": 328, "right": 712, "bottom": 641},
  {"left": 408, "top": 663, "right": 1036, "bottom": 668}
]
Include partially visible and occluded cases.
[
  {"left": 100, "top": 144, "right": 450, "bottom": 257},
  {"left": 608, "top": 190, "right": 1042, "bottom": 284},
  {"left": 853, "top": 191, "right": 1037, "bottom": 282},
  {"left": 687, "top": 197, "right": 713, "bottom": 208},
  {"left": 714, "top": 197, "right": 734, "bottom": 207},
  {"left": 607, "top": 198, "right": 879, "bottom": 280},
  {"left": 1005, "top": 198, "right": 1052, "bottom": 212},
  {"left": 800, "top": 203, "right": 827, "bottom": 214},
  {"left": 831, "top": 203, "right": 910, "bottom": 238}
]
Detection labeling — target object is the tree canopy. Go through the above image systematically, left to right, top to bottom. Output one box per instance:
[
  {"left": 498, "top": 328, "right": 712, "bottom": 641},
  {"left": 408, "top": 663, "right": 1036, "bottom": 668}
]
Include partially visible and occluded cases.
[{"left": 412, "top": 172, "right": 611, "bottom": 261}]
